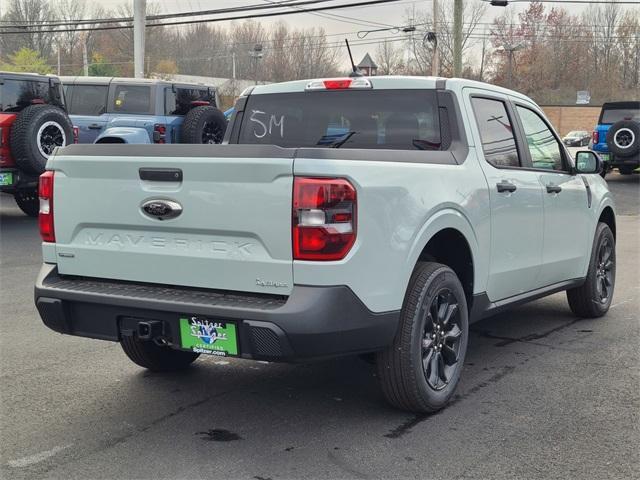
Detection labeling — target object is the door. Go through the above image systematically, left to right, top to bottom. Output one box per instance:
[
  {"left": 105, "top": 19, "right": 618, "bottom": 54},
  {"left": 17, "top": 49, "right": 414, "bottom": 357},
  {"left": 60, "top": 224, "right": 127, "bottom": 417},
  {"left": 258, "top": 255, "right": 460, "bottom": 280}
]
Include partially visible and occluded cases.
[
  {"left": 67, "top": 84, "right": 110, "bottom": 143},
  {"left": 466, "top": 92, "right": 545, "bottom": 301},
  {"left": 513, "top": 103, "right": 591, "bottom": 285}
]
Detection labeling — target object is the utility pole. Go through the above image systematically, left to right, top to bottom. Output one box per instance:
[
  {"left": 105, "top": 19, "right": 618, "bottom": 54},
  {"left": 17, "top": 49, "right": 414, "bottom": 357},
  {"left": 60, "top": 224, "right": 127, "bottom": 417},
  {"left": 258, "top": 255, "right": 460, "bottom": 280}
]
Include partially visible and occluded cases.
[
  {"left": 133, "top": 0, "right": 146, "bottom": 78},
  {"left": 431, "top": 0, "right": 439, "bottom": 76},
  {"left": 453, "top": 0, "right": 463, "bottom": 77},
  {"left": 82, "top": 36, "right": 89, "bottom": 76},
  {"left": 57, "top": 44, "right": 61, "bottom": 76}
]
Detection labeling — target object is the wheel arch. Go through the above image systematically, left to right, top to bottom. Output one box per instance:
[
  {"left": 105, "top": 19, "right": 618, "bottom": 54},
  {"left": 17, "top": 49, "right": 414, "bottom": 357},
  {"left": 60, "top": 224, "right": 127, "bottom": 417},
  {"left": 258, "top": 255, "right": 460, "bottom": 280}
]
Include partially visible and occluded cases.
[
  {"left": 598, "top": 205, "right": 616, "bottom": 240},
  {"left": 405, "top": 209, "right": 482, "bottom": 312}
]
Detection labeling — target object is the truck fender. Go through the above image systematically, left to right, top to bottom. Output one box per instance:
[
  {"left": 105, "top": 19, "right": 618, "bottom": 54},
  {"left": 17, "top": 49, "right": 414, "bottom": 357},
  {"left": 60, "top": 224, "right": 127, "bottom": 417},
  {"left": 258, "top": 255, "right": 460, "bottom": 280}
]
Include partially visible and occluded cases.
[
  {"left": 94, "top": 127, "right": 151, "bottom": 144},
  {"left": 403, "top": 207, "right": 484, "bottom": 296}
]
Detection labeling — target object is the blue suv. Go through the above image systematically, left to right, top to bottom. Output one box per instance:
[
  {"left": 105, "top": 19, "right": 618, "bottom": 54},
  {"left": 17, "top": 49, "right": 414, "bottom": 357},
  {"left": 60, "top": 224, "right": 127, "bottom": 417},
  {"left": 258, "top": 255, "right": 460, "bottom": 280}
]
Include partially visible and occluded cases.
[
  {"left": 61, "top": 77, "right": 227, "bottom": 145},
  {"left": 592, "top": 101, "right": 639, "bottom": 175}
]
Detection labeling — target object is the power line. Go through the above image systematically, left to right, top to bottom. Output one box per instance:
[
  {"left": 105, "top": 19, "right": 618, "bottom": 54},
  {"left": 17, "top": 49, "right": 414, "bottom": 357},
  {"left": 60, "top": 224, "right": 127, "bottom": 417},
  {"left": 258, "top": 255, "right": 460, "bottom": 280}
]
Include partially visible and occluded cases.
[{"left": 0, "top": 0, "right": 405, "bottom": 34}]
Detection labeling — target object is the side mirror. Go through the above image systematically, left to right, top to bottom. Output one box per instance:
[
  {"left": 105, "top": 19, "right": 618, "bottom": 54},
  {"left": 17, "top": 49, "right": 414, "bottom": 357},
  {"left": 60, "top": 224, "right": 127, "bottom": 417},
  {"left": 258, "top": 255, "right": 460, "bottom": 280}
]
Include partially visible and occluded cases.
[{"left": 575, "top": 150, "right": 601, "bottom": 174}]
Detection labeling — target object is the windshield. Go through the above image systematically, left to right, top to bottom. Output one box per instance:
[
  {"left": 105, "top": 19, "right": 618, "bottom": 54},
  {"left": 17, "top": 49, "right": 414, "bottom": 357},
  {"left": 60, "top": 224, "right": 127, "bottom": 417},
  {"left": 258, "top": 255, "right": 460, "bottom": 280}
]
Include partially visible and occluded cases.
[{"left": 238, "top": 89, "right": 442, "bottom": 150}]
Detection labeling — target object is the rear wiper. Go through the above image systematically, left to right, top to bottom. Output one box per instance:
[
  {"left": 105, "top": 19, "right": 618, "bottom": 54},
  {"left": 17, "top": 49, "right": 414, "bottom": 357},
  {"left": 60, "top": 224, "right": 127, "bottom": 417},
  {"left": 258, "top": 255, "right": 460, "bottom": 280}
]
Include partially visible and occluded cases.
[{"left": 319, "top": 131, "right": 357, "bottom": 148}]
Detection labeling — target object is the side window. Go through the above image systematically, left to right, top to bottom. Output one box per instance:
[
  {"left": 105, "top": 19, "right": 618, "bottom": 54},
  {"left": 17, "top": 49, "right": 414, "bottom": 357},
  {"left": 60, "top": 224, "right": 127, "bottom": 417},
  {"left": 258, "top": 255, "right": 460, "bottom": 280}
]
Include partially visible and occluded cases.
[
  {"left": 69, "top": 85, "right": 108, "bottom": 115},
  {"left": 111, "top": 85, "right": 151, "bottom": 114},
  {"left": 471, "top": 97, "right": 520, "bottom": 168},
  {"left": 516, "top": 106, "right": 565, "bottom": 171}
]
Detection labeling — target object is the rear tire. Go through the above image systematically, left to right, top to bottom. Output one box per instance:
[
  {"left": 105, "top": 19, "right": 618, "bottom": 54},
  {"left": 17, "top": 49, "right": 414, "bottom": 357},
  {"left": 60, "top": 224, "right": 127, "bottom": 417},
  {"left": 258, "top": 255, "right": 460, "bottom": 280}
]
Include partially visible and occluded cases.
[
  {"left": 180, "top": 106, "right": 227, "bottom": 144},
  {"left": 14, "top": 189, "right": 39, "bottom": 217},
  {"left": 566, "top": 223, "right": 615, "bottom": 318},
  {"left": 377, "top": 262, "right": 468, "bottom": 413},
  {"left": 121, "top": 336, "right": 200, "bottom": 372}
]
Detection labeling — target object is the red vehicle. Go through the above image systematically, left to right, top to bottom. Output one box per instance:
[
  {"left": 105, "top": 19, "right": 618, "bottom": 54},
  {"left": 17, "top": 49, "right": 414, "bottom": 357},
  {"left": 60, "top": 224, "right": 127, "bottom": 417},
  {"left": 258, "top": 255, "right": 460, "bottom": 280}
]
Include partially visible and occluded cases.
[{"left": 0, "top": 72, "right": 74, "bottom": 216}]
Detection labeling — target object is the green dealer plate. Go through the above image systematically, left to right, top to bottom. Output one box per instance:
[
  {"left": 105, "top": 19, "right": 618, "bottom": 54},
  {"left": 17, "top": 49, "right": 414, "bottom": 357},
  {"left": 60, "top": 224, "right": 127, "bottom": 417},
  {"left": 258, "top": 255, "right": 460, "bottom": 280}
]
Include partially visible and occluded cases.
[
  {"left": 599, "top": 153, "right": 610, "bottom": 162},
  {"left": 0, "top": 172, "right": 13, "bottom": 186},
  {"left": 179, "top": 316, "right": 238, "bottom": 357}
]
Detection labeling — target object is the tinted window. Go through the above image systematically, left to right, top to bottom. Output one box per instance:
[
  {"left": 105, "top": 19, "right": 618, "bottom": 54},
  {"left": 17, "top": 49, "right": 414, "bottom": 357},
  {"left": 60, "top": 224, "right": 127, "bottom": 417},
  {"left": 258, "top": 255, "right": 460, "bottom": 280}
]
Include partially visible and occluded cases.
[
  {"left": 0, "top": 79, "right": 53, "bottom": 112},
  {"left": 69, "top": 84, "right": 108, "bottom": 115},
  {"left": 111, "top": 85, "right": 151, "bottom": 114},
  {"left": 165, "top": 87, "right": 215, "bottom": 115},
  {"left": 238, "top": 90, "right": 441, "bottom": 150},
  {"left": 471, "top": 97, "right": 520, "bottom": 167},
  {"left": 516, "top": 106, "right": 564, "bottom": 171},
  {"left": 601, "top": 108, "right": 640, "bottom": 124}
]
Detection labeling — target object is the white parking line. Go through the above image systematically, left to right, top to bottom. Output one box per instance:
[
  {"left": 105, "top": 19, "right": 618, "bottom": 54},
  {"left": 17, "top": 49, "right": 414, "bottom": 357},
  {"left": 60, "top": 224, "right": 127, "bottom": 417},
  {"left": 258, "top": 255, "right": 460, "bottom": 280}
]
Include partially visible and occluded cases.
[{"left": 7, "top": 444, "right": 72, "bottom": 468}]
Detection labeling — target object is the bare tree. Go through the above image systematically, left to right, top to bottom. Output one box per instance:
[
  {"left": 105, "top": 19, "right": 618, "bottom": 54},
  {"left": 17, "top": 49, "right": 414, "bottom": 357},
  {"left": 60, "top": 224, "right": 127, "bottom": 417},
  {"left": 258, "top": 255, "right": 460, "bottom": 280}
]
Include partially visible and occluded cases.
[
  {"left": 1, "top": 0, "right": 57, "bottom": 60},
  {"left": 375, "top": 39, "right": 404, "bottom": 75}
]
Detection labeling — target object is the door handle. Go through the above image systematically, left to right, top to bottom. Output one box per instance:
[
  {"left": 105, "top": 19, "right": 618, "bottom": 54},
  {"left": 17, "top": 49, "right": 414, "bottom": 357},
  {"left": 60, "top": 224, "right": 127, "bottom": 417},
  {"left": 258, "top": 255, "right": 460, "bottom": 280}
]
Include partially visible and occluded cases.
[
  {"left": 88, "top": 124, "right": 102, "bottom": 130},
  {"left": 496, "top": 181, "right": 517, "bottom": 193},
  {"left": 546, "top": 184, "right": 562, "bottom": 194}
]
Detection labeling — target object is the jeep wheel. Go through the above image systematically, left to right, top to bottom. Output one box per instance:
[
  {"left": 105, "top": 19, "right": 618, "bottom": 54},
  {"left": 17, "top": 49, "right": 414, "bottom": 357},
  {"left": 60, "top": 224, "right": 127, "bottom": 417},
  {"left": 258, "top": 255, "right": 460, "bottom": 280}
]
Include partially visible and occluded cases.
[
  {"left": 9, "top": 105, "right": 74, "bottom": 175},
  {"left": 180, "top": 106, "right": 227, "bottom": 144},
  {"left": 606, "top": 120, "right": 639, "bottom": 159},
  {"left": 14, "top": 189, "right": 39, "bottom": 217},
  {"left": 567, "top": 222, "right": 616, "bottom": 318},
  {"left": 377, "top": 262, "right": 468, "bottom": 413},
  {"left": 121, "top": 336, "right": 200, "bottom": 372}
]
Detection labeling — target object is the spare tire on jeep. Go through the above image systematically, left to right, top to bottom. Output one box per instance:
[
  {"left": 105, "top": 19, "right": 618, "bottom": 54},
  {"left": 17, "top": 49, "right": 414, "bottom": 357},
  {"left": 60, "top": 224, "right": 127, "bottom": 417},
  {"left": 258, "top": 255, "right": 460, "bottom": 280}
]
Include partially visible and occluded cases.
[
  {"left": 9, "top": 104, "right": 74, "bottom": 175},
  {"left": 180, "top": 106, "right": 227, "bottom": 144},
  {"left": 605, "top": 119, "right": 639, "bottom": 158}
]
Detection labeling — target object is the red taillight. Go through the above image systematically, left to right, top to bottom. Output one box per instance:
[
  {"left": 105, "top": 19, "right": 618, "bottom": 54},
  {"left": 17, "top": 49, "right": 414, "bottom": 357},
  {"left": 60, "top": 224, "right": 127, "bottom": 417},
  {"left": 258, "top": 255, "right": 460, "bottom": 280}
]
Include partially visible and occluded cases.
[
  {"left": 323, "top": 79, "right": 352, "bottom": 90},
  {"left": 154, "top": 124, "right": 166, "bottom": 144},
  {"left": 73, "top": 126, "right": 79, "bottom": 144},
  {"left": 592, "top": 131, "right": 599, "bottom": 144},
  {"left": 39, "top": 171, "right": 55, "bottom": 242},
  {"left": 292, "top": 177, "right": 356, "bottom": 261}
]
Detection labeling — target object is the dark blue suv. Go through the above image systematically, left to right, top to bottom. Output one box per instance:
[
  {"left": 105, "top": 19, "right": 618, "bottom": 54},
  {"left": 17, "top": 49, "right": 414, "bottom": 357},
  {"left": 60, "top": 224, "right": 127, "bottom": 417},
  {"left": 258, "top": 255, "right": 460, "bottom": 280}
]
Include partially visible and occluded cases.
[{"left": 592, "top": 101, "right": 639, "bottom": 175}]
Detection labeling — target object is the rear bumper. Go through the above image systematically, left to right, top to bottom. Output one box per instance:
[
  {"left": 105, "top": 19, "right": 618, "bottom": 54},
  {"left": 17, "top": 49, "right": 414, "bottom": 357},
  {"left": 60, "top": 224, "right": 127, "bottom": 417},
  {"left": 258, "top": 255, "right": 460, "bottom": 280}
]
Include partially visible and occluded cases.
[{"left": 34, "top": 264, "right": 399, "bottom": 361}]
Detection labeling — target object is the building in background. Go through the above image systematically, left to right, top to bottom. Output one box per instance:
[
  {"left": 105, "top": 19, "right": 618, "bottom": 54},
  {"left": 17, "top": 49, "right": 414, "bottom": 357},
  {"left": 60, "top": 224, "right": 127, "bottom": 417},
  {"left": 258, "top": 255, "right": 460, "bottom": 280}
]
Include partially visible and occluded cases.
[{"left": 357, "top": 53, "right": 378, "bottom": 76}]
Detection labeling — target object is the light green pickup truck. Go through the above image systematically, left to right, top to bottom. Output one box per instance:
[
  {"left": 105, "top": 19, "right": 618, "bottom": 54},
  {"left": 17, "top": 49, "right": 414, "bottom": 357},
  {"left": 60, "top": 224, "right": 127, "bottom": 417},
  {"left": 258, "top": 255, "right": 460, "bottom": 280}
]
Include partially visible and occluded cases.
[{"left": 35, "top": 76, "right": 616, "bottom": 413}]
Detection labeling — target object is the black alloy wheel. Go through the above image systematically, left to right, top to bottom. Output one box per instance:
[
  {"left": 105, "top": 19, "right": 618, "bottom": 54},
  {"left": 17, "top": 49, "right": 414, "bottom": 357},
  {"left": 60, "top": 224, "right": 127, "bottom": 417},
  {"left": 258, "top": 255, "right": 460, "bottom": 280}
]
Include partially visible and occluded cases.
[
  {"left": 202, "top": 121, "right": 225, "bottom": 144},
  {"left": 594, "top": 236, "right": 614, "bottom": 304},
  {"left": 421, "top": 289, "right": 462, "bottom": 390}
]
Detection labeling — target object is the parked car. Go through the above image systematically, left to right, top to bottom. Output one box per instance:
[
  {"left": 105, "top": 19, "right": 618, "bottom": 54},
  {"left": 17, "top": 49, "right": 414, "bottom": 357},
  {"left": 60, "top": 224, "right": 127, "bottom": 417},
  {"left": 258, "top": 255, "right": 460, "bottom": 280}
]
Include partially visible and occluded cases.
[
  {"left": 0, "top": 71, "right": 74, "bottom": 216},
  {"left": 35, "top": 76, "right": 615, "bottom": 413},
  {"left": 61, "top": 76, "right": 227, "bottom": 145},
  {"left": 591, "top": 101, "right": 640, "bottom": 175},
  {"left": 562, "top": 130, "right": 590, "bottom": 147}
]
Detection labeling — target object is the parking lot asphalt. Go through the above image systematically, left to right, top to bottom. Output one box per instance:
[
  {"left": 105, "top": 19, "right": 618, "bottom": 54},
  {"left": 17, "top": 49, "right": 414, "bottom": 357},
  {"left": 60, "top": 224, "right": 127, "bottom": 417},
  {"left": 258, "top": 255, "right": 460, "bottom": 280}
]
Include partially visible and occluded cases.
[{"left": 1, "top": 171, "right": 638, "bottom": 480}]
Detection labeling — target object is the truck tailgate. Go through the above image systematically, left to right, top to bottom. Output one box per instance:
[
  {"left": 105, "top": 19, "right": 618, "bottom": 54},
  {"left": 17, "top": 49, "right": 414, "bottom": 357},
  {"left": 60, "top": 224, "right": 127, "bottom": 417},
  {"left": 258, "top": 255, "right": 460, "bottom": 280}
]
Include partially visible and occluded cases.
[{"left": 49, "top": 144, "right": 295, "bottom": 296}]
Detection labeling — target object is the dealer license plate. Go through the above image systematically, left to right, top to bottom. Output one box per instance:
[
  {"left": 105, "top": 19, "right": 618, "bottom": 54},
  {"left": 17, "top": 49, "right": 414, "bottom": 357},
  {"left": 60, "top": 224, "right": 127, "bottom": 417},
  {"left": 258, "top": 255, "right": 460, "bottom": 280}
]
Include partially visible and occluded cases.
[
  {"left": 0, "top": 172, "right": 13, "bottom": 186},
  {"left": 179, "top": 316, "right": 238, "bottom": 357}
]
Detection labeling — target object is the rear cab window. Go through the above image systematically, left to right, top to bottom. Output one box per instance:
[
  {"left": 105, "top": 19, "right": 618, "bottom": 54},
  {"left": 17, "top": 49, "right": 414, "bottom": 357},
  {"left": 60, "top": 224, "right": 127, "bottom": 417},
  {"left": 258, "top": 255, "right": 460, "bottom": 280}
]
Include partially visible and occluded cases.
[
  {"left": 0, "top": 78, "right": 59, "bottom": 112},
  {"left": 67, "top": 84, "right": 108, "bottom": 115},
  {"left": 110, "top": 85, "right": 151, "bottom": 114},
  {"left": 165, "top": 86, "right": 215, "bottom": 115},
  {"left": 237, "top": 90, "right": 442, "bottom": 150},
  {"left": 599, "top": 103, "right": 640, "bottom": 124}
]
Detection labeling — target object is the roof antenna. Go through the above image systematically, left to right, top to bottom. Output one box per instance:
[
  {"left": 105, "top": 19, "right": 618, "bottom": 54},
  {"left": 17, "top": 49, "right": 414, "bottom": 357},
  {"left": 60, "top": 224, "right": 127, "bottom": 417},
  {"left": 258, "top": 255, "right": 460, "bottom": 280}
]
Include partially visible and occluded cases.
[{"left": 345, "top": 39, "right": 363, "bottom": 77}]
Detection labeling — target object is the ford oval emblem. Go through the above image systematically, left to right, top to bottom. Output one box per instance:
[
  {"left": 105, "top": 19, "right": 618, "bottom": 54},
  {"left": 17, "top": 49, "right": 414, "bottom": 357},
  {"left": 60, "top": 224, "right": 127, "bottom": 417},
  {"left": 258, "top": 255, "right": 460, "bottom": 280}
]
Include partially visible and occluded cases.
[{"left": 141, "top": 199, "right": 182, "bottom": 220}]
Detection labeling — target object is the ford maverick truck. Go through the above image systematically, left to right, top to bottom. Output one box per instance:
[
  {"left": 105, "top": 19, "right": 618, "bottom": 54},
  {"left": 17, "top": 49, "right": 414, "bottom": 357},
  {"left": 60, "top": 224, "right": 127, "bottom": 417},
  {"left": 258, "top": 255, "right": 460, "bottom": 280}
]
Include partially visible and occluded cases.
[{"left": 35, "top": 76, "right": 616, "bottom": 413}]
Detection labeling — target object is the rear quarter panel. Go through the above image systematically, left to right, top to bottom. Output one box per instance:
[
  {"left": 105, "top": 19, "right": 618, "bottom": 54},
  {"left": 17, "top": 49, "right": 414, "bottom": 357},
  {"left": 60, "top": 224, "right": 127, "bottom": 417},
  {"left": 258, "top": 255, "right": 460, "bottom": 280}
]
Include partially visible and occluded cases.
[{"left": 292, "top": 151, "right": 490, "bottom": 313}]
